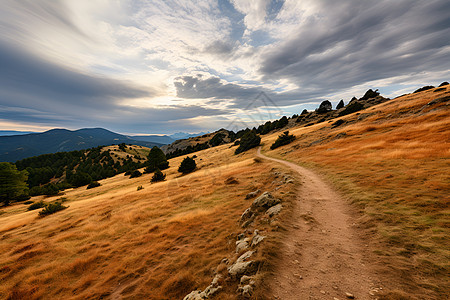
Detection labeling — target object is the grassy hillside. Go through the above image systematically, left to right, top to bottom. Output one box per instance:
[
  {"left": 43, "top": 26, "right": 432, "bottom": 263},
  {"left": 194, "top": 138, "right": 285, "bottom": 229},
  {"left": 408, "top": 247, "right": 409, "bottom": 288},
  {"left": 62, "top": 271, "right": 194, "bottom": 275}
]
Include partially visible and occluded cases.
[
  {"left": 0, "top": 85, "right": 448, "bottom": 299},
  {"left": 263, "top": 86, "right": 449, "bottom": 298},
  {"left": 0, "top": 143, "right": 296, "bottom": 299}
]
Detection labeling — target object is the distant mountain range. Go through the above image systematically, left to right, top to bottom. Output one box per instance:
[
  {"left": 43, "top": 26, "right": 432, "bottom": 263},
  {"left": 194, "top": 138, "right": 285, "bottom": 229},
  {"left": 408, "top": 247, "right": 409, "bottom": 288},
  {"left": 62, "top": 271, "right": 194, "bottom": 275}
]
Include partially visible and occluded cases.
[
  {"left": 0, "top": 128, "right": 165, "bottom": 162},
  {"left": 0, "top": 128, "right": 212, "bottom": 162}
]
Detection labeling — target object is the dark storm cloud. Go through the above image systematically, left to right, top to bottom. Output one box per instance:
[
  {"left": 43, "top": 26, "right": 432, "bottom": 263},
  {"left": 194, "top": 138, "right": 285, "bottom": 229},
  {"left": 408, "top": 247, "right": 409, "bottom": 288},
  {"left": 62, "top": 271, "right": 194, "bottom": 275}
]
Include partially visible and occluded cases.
[
  {"left": 259, "top": 0, "right": 450, "bottom": 92},
  {"left": 0, "top": 44, "right": 227, "bottom": 132},
  {"left": 0, "top": 44, "right": 150, "bottom": 109}
]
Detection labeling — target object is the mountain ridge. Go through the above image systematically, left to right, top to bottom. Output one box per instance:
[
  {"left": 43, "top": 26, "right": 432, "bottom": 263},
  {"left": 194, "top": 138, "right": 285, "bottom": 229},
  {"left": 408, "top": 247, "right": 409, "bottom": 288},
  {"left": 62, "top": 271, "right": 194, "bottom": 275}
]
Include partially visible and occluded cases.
[{"left": 0, "top": 128, "right": 163, "bottom": 162}]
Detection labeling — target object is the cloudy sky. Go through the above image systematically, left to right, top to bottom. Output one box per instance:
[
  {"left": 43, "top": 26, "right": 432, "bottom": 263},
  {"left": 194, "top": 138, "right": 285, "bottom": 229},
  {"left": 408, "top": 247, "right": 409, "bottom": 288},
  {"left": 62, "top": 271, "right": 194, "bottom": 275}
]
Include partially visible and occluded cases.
[{"left": 0, "top": 0, "right": 449, "bottom": 135}]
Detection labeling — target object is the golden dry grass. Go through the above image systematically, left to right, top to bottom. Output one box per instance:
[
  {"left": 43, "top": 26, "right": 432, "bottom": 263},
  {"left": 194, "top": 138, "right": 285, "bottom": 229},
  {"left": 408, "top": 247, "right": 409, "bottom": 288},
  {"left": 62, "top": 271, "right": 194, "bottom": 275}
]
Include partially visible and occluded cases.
[
  {"left": 263, "top": 86, "right": 450, "bottom": 299},
  {"left": 0, "top": 143, "right": 295, "bottom": 299}
]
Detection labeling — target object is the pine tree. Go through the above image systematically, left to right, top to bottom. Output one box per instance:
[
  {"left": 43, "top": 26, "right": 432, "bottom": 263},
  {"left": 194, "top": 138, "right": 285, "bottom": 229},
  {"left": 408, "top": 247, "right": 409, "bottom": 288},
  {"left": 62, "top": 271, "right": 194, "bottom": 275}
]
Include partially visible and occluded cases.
[
  {"left": 145, "top": 146, "right": 169, "bottom": 173},
  {"left": 178, "top": 156, "right": 196, "bottom": 174},
  {"left": 0, "top": 162, "right": 28, "bottom": 205}
]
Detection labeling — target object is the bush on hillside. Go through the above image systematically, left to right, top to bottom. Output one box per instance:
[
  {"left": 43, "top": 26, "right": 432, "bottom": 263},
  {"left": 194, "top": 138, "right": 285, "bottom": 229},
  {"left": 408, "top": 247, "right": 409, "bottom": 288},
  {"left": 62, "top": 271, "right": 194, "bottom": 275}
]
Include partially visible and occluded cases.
[
  {"left": 438, "top": 81, "right": 449, "bottom": 87},
  {"left": 413, "top": 86, "right": 434, "bottom": 93},
  {"left": 235, "top": 131, "right": 261, "bottom": 154},
  {"left": 270, "top": 131, "right": 296, "bottom": 150},
  {"left": 145, "top": 146, "right": 169, "bottom": 173},
  {"left": 178, "top": 157, "right": 196, "bottom": 174},
  {"left": 151, "top": 169, "right": 166, "bottom": 182},
  {"left": 129, "top": 170, "right": 142, "bottom": 178},
  {"left": 87, "top": 181, "right": 101, "bottom": 189},
  {"left": 27, "top": 201, "right": 46, "bottom": 211},
  {"left": 39, "top": 202, "right": 67, "bottom": 216}
]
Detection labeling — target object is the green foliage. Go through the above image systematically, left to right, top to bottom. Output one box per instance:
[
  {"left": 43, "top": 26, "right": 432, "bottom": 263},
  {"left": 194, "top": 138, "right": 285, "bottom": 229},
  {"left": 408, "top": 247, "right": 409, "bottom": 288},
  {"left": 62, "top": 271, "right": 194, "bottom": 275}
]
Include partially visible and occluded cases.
[
  {"left": 413, "top": 86, "right": 435, "bottom": 93},
  {"left": 235, "top": 131, "right": 261, "bottom": 154},
  {"left": 270, "top": 131, "right": 296, "bottom": 150},
  {"left": 209, "top": 132, "right": 225, "bottom": 147},
  {"left": 166, "top": 142, "right": 209, "bottom": 159},
  {"left": 118, "top": 143, "right": 127, "bottom": 151},
  {"left": 14, "top": 146, "right": 147, "bottom": 197},
  {"left": 146, "top": 146, "right": 169, "bottom": 173},
  {"left": 178, "top": 156, "right": 197, "bottom": 174},
  {"left": 0, "top": 162, "right": 29, "bottom": 206},
  {"left": 151, "top": 169, "right": 166, "bottom": 182},
  {"left": 129, "top": 170, "right": 142, "bottom": 178},
  {"left": 69, "top": 172, "right": 92, "bottom": 187},
  {"left": 87, "top": 181, "right": 101, "bottom": 189},
  {"left": 137, "top": 185, "right": 144, "bottom": 191},
  {"left": 27, "top": 201, "right": 46, "bottom": 211},
  {"left": 39, "top": 202, "right": 67, "bottom": 216}
]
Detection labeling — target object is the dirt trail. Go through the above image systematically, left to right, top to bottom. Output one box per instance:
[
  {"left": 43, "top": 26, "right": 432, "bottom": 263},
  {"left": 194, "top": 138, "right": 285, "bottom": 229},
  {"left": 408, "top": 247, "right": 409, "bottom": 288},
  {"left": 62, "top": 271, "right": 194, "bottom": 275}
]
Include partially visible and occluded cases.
[{"left": 257, "top": 148, "right": 382, "bottom": 300}]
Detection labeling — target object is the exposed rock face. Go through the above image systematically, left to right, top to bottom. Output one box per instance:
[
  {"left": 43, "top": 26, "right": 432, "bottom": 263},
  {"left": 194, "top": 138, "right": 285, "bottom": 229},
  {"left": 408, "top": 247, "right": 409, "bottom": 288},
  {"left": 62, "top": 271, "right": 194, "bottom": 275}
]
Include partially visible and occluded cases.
[
  {"left": 360, "top": 89, "right": 380, "bottom": 100},
  {"left": 336, "top": 99, "right": 345, "bottom": 109},
  {"left": 317, "top": 100, "right": 332, "bottom": 113},
  {"left": 245, "top": 189, "right": 261, "bottom": 199},
  {"left": 251, "top": 192, "right": 281, "bottom": 211},
  {"left": 266, "top": 204, "right": 282, "bottom": 217},
  {"left": 251, "top": 232, "right": 265, "bottom": 247},
  {"left": 236, "top": 239, "right": 250, "bottom": 253},
  {"left": 228, "top": 251, "right": 259, "bottom": 278},
  {"left": 183, "top": 275, "right": 223, "bottom": 300}
]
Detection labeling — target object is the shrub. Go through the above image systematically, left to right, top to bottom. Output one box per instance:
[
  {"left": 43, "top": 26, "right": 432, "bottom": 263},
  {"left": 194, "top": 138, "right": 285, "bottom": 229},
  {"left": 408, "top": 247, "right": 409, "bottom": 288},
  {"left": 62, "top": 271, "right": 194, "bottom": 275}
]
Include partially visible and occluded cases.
[
  {"left": 438, "top": 81, "right": 449, "bottom": 87},
  {"left": 413, "top": 86, "right": 434, "bottom": 93},
  {"left": 235, "top": 131, "right": 261, "bottom": 154},
  {"left": 270, "top": 131, "right": 295, "bottom": 150},
  {"left": 145, "top": 146, "right": 169, "bottom": 173},
  {"left": 178, "top": 157, "right": 196, "bottom": 174},
  {"left": 151, "top": 169, "right": 166, "bottom": 182},
  {"left": 129, "top": 170, "right": 142, "bottom": 178},
  {"left": 87, "top": 181, "right": 101, "bottom": 189},
  {"left": 137, "top": 185, "right": 143, "bottom": 191},
  {"left": 27, "top": 201, "right": 46, "bottom": 211},
  {"left": 39, "top": 202, "right": 67, "bottom": 216}
]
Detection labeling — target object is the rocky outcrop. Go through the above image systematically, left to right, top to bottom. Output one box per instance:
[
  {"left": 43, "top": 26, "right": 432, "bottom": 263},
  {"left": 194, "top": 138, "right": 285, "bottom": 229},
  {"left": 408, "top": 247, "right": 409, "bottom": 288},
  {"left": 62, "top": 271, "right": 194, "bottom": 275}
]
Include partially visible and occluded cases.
[
  {"left": 317, "top": 100, "right": 332, "bottom": 113},
  {"left": 245, "top": 189, "right": 261, "bottom": 199},
  {"left": 251, "top": 192, "right": 281, "bottom": 211},
  {"left": 266, "top": 204, "right": 282, "bottom": 217},
  {"left": 228, "top": 251, "right": 259, "bottom": 278},
  {"left": 183, "top": 274, "right": 223, "bottom": 300}
]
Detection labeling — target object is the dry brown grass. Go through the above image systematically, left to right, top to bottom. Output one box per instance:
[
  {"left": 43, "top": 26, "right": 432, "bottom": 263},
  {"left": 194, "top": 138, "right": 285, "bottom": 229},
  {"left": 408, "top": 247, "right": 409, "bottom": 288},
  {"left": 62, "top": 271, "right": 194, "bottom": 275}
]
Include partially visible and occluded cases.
[
  {"left": 263, "top": 86, "right": 450, "bottom": 299},
  {"left": 0, "top": 143, "right": 295, "bottom": 299}
]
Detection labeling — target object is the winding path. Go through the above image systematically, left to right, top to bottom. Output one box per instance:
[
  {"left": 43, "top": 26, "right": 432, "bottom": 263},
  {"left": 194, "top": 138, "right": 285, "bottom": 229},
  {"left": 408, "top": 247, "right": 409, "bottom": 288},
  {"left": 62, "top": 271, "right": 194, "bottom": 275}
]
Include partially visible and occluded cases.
[{"left": 257, "top": 147, "right": 380, "bottom": 300}]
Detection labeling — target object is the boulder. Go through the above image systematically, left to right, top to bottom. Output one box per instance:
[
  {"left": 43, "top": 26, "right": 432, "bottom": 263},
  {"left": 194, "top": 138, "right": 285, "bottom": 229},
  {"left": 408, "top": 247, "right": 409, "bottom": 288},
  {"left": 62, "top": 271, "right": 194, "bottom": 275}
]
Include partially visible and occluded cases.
[
  {"left": 360, "top": 89, "right": 380, "bottom": 100},
  {"left": 336, "top": 99, "right": 345, "bottom": 109},
  {"left": 317, "top": 100, "right": 332, "bottom": 113},
  {"left": 245, "top": 189, "right": 261, "bottom": 199},
  {"left": 251, "top": 192, "right": 281, "bottom": 211},
  {"left": 266, "top": 204, "right": 282, "bottom": 217},
  {"left": 240, "top": 208, "right": 253, "bottom": 223},
  {"left": 251, "top": 233, "right": 265, "bottom": 247},
  {"left": 236, "top": 239, "right": 249, "bottom": 253},
  {"left": 228, "top": 251, "right": 259, "bottom": 278},
  {"left": 240, "top": 275, "right": 253, "bottom": 285},
  {"left": 241, "top": 284, "right": 253, "bottom": 298},
  {"left": 183, "top": 290, "right": 204, "bottom": 300}
]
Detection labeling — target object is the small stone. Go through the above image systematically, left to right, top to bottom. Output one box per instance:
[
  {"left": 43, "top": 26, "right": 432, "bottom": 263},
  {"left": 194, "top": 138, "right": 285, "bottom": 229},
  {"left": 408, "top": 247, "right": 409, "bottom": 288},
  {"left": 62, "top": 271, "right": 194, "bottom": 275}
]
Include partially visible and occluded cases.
[
  {"left": 294, "top": 260, "right": 300, "bottom": 264},
  {"left": 294, "top": 273, "right": 303, "bottom": 279},
  {"left": 240, "top": 275, "right": 252, "bottom": 285},
  {"left": 320, "top": 290, "right": 326, "bottom": 294},
  {"left": 345, "top": 292, "right": 355, "bottom": 299},
  {"left": 334, "top": 298, "right": 340, "bottom": 300}
]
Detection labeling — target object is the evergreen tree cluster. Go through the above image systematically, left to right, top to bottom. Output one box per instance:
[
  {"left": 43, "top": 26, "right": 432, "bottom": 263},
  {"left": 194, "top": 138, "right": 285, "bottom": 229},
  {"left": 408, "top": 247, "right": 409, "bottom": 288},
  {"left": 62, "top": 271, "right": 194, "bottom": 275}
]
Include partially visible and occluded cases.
[
  {"left": 235, "top": 131, "right": 261, "bottom": 154},
  {"left": 270, "top": 131, "right": 296, "bottom": 150},
  {"left": 13, "top": 146, "right": 147, "bottom": 198}
]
